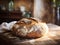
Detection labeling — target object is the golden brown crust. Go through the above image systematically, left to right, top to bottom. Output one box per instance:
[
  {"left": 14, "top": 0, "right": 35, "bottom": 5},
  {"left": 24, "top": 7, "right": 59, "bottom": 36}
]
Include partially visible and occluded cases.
[{"left": 11, "top": 18, "right": 49, "bottom": 38}]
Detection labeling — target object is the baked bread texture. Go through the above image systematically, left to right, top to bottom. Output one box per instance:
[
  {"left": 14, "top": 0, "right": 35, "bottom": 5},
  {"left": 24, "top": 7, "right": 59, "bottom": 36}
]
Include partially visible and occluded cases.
[{"left": 11, "top": 18, "right": 49, "bottom": 38}]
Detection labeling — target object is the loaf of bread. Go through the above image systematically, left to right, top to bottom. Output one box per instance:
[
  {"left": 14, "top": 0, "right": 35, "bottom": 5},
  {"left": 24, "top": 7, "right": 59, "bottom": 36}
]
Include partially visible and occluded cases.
[{"left": 11, "top": 18, "right": 49, "bottom": 38}]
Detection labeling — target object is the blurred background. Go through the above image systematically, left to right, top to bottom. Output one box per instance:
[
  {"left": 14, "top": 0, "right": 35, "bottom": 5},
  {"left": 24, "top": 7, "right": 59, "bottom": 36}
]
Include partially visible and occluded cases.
[
  {"left": 0, "top": 0, "right": 60, "bottom": 26},
  {"left": 0, "top": 0, "right": 60, "bottom": 45}
]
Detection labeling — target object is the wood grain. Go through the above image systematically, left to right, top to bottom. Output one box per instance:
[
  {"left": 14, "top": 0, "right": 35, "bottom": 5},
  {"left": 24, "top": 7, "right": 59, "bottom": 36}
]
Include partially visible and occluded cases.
[{"left": 0, "top": 24, "right": 60, "bottom": 45}]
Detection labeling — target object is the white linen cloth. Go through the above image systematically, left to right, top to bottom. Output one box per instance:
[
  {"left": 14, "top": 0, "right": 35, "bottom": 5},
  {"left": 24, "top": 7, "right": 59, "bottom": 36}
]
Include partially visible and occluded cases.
[{"left": 0, "top": 21, "right": 17, "bottom": 32}]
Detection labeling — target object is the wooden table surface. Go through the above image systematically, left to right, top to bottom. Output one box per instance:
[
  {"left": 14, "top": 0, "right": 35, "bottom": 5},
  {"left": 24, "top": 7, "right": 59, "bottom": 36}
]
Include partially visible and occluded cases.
[{"left": 0, "top": 24, "right": 60, "bottom": 45}]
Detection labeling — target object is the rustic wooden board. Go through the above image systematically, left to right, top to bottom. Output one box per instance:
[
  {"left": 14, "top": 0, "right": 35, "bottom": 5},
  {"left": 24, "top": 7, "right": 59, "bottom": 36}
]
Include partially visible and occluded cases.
[{"left": 0, "top": 24, "right": 60, "bottom": 45}]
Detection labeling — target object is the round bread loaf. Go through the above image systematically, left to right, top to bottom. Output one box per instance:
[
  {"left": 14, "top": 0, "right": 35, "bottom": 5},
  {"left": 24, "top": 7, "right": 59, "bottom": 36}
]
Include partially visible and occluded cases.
[{"left": 11, "top": 18, "right": 49, "bottom": 38}]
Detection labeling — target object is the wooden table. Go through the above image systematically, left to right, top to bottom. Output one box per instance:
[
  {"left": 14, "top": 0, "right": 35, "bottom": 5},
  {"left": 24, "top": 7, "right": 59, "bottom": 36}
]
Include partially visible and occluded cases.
[{"left": 0, "top": 24, "right": 60, "bottom": 45}]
